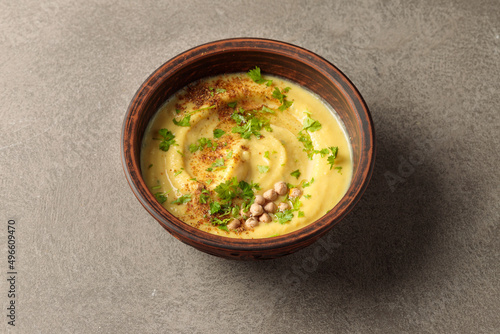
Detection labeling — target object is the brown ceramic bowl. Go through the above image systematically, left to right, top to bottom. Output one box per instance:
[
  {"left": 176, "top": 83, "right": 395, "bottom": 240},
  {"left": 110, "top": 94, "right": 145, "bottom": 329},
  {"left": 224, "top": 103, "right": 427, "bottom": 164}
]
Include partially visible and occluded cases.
[{"left": 121, "top": 38, "right": 375, "bottom": 260}]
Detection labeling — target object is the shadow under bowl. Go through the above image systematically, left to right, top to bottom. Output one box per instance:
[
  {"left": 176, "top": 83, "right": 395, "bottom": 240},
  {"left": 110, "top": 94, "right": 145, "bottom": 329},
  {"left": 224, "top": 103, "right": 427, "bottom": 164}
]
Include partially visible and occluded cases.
[{"left": 121, "top": 38, "right": 375, "bottom": 260}]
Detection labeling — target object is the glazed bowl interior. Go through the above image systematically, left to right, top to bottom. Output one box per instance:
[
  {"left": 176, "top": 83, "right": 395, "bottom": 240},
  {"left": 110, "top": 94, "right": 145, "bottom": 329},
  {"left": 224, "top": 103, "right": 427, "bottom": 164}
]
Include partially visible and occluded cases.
[{"left": 122, "top": 38, "right": 375, "bottom": 260}]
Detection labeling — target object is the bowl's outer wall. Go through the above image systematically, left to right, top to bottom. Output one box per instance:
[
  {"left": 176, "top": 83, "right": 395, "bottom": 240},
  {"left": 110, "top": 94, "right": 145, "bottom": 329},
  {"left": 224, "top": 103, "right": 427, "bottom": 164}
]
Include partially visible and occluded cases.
[{"left": 122, "top": 38, "right": 375, "bottom": 260}]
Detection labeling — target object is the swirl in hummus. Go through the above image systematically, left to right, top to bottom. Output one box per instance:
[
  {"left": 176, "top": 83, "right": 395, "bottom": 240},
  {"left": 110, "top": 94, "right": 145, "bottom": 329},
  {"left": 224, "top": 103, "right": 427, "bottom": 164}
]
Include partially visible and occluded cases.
[{"left": 141, "top": 68, "right": 352, "bottom": 239}]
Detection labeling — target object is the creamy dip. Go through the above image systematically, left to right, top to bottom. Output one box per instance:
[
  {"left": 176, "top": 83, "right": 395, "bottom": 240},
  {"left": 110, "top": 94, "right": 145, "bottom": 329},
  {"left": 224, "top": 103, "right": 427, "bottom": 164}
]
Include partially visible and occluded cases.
[{"left": 141, "top": 69, "right": 352, "bottom": 238}]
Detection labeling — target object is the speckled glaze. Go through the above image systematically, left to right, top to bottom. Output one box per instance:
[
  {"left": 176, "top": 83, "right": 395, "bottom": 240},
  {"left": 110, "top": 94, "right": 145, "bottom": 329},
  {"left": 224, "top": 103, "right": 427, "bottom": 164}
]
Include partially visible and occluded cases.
[{"left": 121, "top": 38, "right": 375, "bottom": 260}]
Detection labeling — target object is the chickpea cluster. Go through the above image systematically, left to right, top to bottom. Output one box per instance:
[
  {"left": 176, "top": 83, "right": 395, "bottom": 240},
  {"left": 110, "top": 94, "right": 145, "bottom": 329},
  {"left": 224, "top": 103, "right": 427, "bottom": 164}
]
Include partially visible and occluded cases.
[{"left": 227, "top": 181, "right": 303, "bottom": 230}]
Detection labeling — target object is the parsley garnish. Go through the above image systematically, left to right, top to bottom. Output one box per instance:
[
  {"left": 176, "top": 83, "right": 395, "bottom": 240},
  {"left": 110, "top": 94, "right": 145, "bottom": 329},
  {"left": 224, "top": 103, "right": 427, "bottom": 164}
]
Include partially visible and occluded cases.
[
  {"left": 247, "top": 66, "right": 273, "bottom": 86},
  {"left": 272, "top": 87, "right": 293, "bottom": 111},
  {"left": 216, "top": 88, "right": 226, "bottom": 94},
  {"left": 227, "top": 101, "right": 237, "bottom": 108},
  {"left": 260, "top": 106, "right": 275, "bottom": 114},
  {"left": 231, "top": 113, "right": 272, "bottom": 140},
  {"left": 172, "top": 114, "right": 191, "bottom": 127},
  {"left": 303, "top": 116, "right": 322, "bottom": 132},
  {"left": 158, "top": 129, "right": 177, "bottom": 152},
  {"left": 213, "top": 129, "right": 225, "bottom": 138},
  {"left": 190, "top": 137, "right": 214, "bottom": 153},
  {"left": 327, "top": 146, "right": 339, "bottom": 169},
  {"left": 225, "top": 150, "right": 233, "bottom": 159},
  {"left": 264, "top": 151, "right": 270, "bottom": 159},
  {"left": 148, "top": 164, "right": 153, "bottom": 168},
  {"left": 258, "top": 165, "right": 270, "bottom": 173},
  {"left": 334, "top": 166, "right": 343, "bottom": 174},
  {"left": 174, "top": 169, "right": 183, "bottom": 176},
  {"left": 290, "top": 169, "right": 301, "bottom": 179},
  {"left": 302, "top": 177, "right": 315, "bottom": 188},
  {"left": 151, "top": 185, "right": 161, "bottom": 190},
  {"left": 154, "top": 192, "right": 168, "bottom": 204},
  {"left": 171, "top": 194, "right": 191, "bottom": 205},
  {"left": 304, "top": 194, "right": 311, "bottom": 199},
  {"left": 209, "top": 201, "right": 222, "bottom": 214},
  {"left": 275, "top": 210, "right": 294, "bottom": 224},
  {"left": 298, "top": 211, "right": 305, "bottom": 218},
  {"left": 218, "top": 225, "right": 229, "bottom": 232}
]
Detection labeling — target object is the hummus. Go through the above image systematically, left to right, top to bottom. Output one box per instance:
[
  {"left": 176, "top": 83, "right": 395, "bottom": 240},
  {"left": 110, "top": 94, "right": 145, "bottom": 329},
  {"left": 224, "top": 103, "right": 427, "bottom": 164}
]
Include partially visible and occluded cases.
[{"left": 141, "top": 69, "right": 352, "bottom": 238}]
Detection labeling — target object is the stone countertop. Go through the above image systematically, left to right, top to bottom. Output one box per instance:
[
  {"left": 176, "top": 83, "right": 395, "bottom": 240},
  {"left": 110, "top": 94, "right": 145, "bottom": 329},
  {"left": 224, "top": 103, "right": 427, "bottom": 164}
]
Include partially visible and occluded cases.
[{"left": 1, "top": 1, "right": 499, "bottom": 333}]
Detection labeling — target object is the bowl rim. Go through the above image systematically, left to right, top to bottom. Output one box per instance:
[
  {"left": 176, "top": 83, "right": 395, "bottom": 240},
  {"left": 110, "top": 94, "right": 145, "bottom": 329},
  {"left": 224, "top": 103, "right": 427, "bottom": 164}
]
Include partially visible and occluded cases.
[{"left": 121, "top": 37, "right": 375, "bottom": 252}]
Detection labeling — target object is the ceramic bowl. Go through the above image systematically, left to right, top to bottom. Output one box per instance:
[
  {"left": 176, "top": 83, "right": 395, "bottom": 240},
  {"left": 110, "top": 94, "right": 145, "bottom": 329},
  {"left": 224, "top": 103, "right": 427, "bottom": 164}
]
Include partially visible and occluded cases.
[{"left": 121, "top": 38, "right": 375, "bottom": 260}]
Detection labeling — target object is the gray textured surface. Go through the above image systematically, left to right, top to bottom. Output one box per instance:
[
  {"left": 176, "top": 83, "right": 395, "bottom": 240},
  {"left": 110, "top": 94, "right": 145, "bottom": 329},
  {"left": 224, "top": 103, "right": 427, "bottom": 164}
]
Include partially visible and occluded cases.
[{"left": 1, "top": 0, "right": 499, "bottom": 333}]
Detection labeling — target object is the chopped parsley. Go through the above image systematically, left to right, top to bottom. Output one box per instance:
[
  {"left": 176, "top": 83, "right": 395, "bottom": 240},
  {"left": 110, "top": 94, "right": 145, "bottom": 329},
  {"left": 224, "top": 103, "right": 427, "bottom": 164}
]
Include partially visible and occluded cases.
[
  {"left": 247, "top": 66, "right": 273, "bottom": 86},
  {"left": 272, "top": 87, "right": 293, "bottom": 111},
  {"left": 215, "top": 88, "right": 226, "bottom": 94},
  {"left": 227, "top": 101, "right": 237, "bottom": 108},
  {"left": 259, "top": 106, "right": 275, "bottom": 114},
  {"left": 231, "top": 113, "right": 272, "bottom": 140},
  {"left": 172, "top": 114, "right": 191, "bottom": 127},
  {"left": 303, "top": 116, "right": 322, "bottom": 132},
  {"left": 158, "top": 129, "right": 177, "bottom": 152},
  {"left": 213, "top": 129, "right": 225, "bottom": 138},
  {"left": 190, "top": 137, "right": 214, "bottom": 153},
  {"left": 327, "top": 146, "right": 339, "bottom": 169},
  {"left": 177, "top": 150, "right": 184, "bottom": 157},
  {"left": 225, "top": 150, "right": 233, "bottom": 159},
  {"left": 264, "top": 151, "right": 270, "bottom": 159},
  {"left": 206, "top": 158, "right": 225, "bottom": 172},
  {"left": 148, "top": 164, "right": 153, "bottom": 168},
  {"left": 258, "top": 165, "right": 270, "bottom": 173},
  {"left": 334, "top": 166, "right": 343, "bottom": 174},
  {"left": 174, "top": 169, "right": 183, "bottom": 176},
  {"left": 290, "top": 169, "right": 301, "bottom": 179},
  {"left": 302, "top": 177, "right": 315, "bottom": 188},
  {"left": 151, "top": 185, "right": 161, "bottom": 190},
  {"left": 199, "top": 189, "right": 210, "bottom": 204},
  {"left": 154, "top": 192, "right": 168, "bottom": 204},
  {"left": 171, "top": 194, "right": 191, "bottom": 205},
  {"left": 304, "top": 194, "right": 311, "bottom": 199},
  {"left": 209, "top": 201, "right": 222, "bottom": 214},
  {"left": 275, "top": 210, "right": 294, "bottom": 224},
  {"left": 298, "top": 211, "right": 305, "bottom": 218},
  {"left": 218, "top": 225, "right": 229, "bottom": 232}
]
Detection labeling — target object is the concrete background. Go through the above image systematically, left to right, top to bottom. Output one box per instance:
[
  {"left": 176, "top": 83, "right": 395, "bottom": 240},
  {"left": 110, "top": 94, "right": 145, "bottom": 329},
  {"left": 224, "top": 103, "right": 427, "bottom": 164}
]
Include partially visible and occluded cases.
[{"left": 1, "top": 0, "right": 499, "bottom": 333}]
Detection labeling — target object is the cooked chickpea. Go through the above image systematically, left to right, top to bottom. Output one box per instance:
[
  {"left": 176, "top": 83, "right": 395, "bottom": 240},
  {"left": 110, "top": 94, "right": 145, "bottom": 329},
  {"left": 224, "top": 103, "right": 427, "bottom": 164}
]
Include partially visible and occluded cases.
[
  {"left": 274, "top": 181, "right": 288, "bottom": 196},
  {"left": 289, "top": 188, "right": 302, "bottom": 198},
  {"left": 263, "top": 189, "right": 278, "bottom": 201},
  {"left": 254, "top": 195, "right": 266, "bottom": 205},
  {"left": 264, "top": 202, "right": 277, "bottom": 213},
  {"left": 278, "top": 202, "right": 290, "bottom": 211},
  {"left": 250, "top": 203, "right": 264, "bottom": 216},
  {"left": 259, "top": 213, "right": 272, "bottom": 223},
  {"left": 244, "top": 217, "right": 259, "bottom": 229},
  {"left": 227, "top": 219, "right": 241, "bottom": 230}
]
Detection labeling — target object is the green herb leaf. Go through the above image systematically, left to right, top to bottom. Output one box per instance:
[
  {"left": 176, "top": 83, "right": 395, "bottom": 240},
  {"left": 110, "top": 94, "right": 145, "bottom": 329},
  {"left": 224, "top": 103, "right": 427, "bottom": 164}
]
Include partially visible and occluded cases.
[
  {"left": 247, "top": 66, "right": 272, "bottom": 85},
  {"left": 272, "top": 87, "right": 294, "bottom": 111},
  {"left": 215, "top": 88, "right": 226, "bottom": 94},
  {"left": 227, "top": 101, "right": 237, "bottom": 108},
  {"left": 260, "top": 106, "right": 275, "bottom": 114},
  {"left": 173, "top": 114, "right": 191, "bottom": 127},
  {"left": 303, "top": 116, "right": 322, "bottom": 132},
  {"left": 158, "top": 129, "right": 177, "bottom": 152},
  {"left": 213, "top": 129, "right": 225, "bottom": 138},
  {"left": 327, "top": 146, "right": 339, "bottom": 169},
  {"left": 226, "top": 150, "right": 233, "bottom": 159},
  {"left": 264, "top": 151, "right": 270, "bottom": 159},
  {"left": 148, "top": 164, "right": 153, "bottom": 168},
  {"left": 258, "top": 165, "right": 270, "bottom": 173},
  {"left": 334, "top": 166, "right": 343, "bottom": 174},
  {"left": 290, "top": 169, "right": 301, "bottom": 179},
  {"left": 174, "top": 170, "right": 182, "bottom": 176},
  {"left": 302, "top": 177, "right": 315, "bottom": 188},
  {"left": 152, "top": 185, "right": 161, "bottom": 190},
  {"left": 154, "top": 192, "right": 168, "bottom": 204},
  {"left": 171, "top": 194, "right": 191, "bottom": 205},
  {"left": 304, "top": 194, "right": 311, "bottom": 199},
  {"left": 209, "top": 201, "right": 222, "bottom": 214},
  {"left": 275, "top": 210, "right": 294, "bottom": 224},
  {"left": 298, "top": 211, "right": 305, "bottom": 218},
  {"left": 218, "top": 225, "right": 229, "bottom": 232}
]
